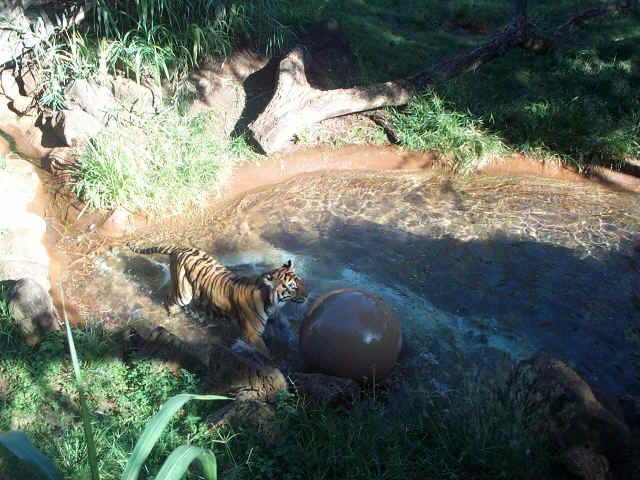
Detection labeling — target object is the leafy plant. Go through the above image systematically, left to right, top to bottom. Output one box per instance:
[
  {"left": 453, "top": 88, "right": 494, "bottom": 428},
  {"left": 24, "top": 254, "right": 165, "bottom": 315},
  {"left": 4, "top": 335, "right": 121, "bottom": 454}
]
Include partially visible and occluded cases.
[
  {"left": 84, "top": 0, "right": 299, "bottom": 86},
  {"left": 72, "top": 109, "right": 254, "bottom": 214},
  {"left": 61, "top": 285, "right": 100, "bottom": 480},
  {"left": 0, "top": 286, "right": 229, "bottom": 479},
  {"left": 121, "top": 393, "right": 227, "bottom": 480},
  {"left": 0, "top": 431, "right": 63, "bottom": 480}
]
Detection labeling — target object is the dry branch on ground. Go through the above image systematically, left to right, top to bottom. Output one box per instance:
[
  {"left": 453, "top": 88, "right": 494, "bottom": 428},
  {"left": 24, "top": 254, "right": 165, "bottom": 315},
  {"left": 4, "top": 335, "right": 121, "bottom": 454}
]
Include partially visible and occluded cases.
[{"left": 248, "top": 0, "right": 637, "bottom": 154}]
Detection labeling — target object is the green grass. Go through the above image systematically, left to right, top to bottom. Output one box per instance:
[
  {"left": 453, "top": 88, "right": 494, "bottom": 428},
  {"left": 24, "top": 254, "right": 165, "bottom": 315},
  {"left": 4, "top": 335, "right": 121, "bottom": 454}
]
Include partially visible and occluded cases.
[
  {"left": 9, "top": 0, "right": 637, "bottom": 175},
  {"left": 85, "top": 0, "right": 307, "bottom": 81},
  {"left": 278, "top": 0, "right": 639, "bottom": 172},
  {"left": 3, "top": 1, "right": 317, "bottom": 110},
  {"left": 391, "top": 92, "right": 508, "bottom": 172},
  {"left": 71, "top": 108, "right": 255, "bottom": 214},
  {"left": 0, "top": 283, "right": 565, "bottom": 480},
  {"left": 0, "top": 321, "right": 212, "bottom": 478},
  {"left": 217, "top": 388, "right": 564, "bottom": 480}
]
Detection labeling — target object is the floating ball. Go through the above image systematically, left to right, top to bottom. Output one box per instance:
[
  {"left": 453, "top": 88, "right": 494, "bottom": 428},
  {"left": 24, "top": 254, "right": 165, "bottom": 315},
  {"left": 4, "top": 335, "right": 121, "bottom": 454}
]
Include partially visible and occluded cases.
[{"left": 299, "top": 288, "right": 402, "bottom": 381}]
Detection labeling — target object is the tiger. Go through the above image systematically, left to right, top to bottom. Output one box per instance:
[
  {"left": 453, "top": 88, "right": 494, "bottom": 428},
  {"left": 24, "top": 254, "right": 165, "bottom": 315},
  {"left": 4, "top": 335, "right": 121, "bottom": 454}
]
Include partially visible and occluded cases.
[{"left": 126, "top": 243, "right": 308, "bottom": 358}]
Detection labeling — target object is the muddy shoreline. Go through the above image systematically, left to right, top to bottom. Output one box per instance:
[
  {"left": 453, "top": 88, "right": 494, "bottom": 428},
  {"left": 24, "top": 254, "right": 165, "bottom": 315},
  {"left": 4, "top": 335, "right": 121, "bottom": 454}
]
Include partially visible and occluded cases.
[{"left": 1, "top": 113, "right": 637, "bottom": 327}]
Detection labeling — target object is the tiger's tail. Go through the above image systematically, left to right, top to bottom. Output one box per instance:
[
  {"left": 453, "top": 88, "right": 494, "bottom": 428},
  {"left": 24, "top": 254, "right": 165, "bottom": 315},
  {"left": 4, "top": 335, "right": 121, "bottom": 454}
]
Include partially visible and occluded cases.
[{"left": 126, "top": 243, "right": 177, "bottom": 256}]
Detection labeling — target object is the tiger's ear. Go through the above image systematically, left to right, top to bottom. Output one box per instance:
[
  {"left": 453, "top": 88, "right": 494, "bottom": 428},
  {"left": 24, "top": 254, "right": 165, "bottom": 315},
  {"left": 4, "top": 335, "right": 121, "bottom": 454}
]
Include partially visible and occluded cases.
[
  {"left": 283, "top": 259, "right": 293, "bottom": 269},
  {"left": 263, "top": 273, "right": 274, "bottom": 286}
]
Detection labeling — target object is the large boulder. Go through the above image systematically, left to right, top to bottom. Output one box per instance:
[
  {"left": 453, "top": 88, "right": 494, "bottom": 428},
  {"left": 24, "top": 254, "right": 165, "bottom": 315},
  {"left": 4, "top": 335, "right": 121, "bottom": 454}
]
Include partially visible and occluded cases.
[
  {"left": 0, "top": 2, "right": 84, "bottom": 67},
  {"left": 111, "top": 75, "right": 162, "bottom": 115},
  {"left": 64, "top": 76, "right": 163, "bottom": 124},
  {"left": 63, "top": 79, "right": 115, "bottom": 124},
  {"left": 52, "top": 108, "right": 104, "bottom": 147},
  {"left": 0, "top": 156, "right": 51, "bottom": 290},
  {"left": 98, "top": 206, "right": 135, "bottom": 238},
  {"left": 5, "top": 277, "right": 59, "bottom": 346},
  {"left": 507, "top": 354, "right": 631, "bottom": 478}
]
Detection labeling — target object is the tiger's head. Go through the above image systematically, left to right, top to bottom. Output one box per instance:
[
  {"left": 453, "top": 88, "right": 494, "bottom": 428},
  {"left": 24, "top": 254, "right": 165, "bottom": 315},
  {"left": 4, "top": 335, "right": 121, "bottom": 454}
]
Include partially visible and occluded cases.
[{"left": 263, "top": 260, "right": 308, "bottom": 306}]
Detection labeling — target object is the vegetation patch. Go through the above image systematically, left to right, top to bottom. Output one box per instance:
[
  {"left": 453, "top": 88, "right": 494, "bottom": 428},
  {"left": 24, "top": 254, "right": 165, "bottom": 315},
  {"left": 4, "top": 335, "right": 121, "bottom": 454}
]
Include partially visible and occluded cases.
[
  {"left": 5, "top": 0, "right": 636, "bottom": 194},
  {"left": 391, "top": 92, "right": 508, "bottom": 173},
  {"left": 71, "top": 109, "right": 255, "bottom": 214},
  {"left": 0, "top": 285, "right": 567, "bottom": 479}
]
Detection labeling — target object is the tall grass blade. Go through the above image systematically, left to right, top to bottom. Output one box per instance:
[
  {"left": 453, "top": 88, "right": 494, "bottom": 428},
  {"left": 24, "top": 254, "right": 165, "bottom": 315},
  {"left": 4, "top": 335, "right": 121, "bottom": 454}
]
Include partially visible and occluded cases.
[
  {"left": 60, "top": 285, "right": 100, "bottom": 480},
  {"left": 121, "top": 393, "right": 229, "bottom": 480},
  {"left": 0, "top": 431, "right": 63, "bottom": 480},
  {"left": 154, "top": 445, "right": 217, "bottom": 480}
]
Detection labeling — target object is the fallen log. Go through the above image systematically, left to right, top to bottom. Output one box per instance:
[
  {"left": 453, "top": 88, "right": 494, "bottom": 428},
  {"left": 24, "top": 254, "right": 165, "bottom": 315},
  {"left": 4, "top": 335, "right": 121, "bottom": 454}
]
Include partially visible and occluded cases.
[{"left": 248, "top": 0, "right": 636, "bottom": 154}]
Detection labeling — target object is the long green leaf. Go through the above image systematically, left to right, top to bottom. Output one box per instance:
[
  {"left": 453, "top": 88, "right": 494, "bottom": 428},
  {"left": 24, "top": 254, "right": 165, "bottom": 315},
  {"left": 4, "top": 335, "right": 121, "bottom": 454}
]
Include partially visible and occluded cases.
[
  {"left": 60, "top": 285, "right": 100, "bottom": 480},
  {"left": 121, "top": 393, "right": 229, "bottom": 480},
  {"left": 0, "top": 431, "right": 63, "bottom": 480},
  {"left": 155, "top": 445, "right": 217, "bottom": 480}
]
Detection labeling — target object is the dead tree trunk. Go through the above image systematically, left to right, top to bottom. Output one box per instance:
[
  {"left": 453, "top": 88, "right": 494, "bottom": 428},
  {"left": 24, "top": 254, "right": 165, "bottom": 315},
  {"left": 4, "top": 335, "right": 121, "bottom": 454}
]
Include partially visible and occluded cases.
[{"left": 248, "top": 0, "right": 635, "bottom": 154}]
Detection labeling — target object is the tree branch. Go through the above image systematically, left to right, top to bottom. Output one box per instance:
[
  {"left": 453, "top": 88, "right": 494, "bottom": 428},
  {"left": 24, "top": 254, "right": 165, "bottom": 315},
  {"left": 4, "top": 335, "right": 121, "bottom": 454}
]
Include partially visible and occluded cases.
[{"left": 248, "top": 0, "right": 634, "bottom": 154}]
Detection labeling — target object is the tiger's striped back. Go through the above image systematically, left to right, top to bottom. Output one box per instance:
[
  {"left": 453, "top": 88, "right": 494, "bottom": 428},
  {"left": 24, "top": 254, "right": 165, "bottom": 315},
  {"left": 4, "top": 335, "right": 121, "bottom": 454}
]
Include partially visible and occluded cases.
[{"left": 127, "top": 243, "right": 307, "bottom": 358}]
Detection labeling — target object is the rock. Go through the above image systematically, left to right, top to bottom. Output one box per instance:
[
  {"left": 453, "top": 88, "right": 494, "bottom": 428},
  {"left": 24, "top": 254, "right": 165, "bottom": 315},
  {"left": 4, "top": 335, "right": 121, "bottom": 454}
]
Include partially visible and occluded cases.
[
  {"left": 0, "top": 2, "right": 85, "bottom": 67},
  {"left": 15, "top": 63, "right": 39, "bottom": 97},
  {"left": 0, "top": 68, "right": 22, "bottom": 100},
  {"left": 0, "top": 68, "right": 34, "bottom": 113},
  {"left": 111, "top": 76, "right": 162, "bottom": 114},
  {"left": 64, "top": 79, "right": 115, "bottom": 123},
  {"left": 11, "top": 93, "right": 33, "bottom": 114},
  {"left": 0, "top": 100, "right": 52, "bottom": 160},
  {"left": 52, "top": 109, "right": 104, "bottom": 147},
  {"left": 0, "top": 156, "right": 51, "bottom": 290},
  {"left": 98, "top": 206, "right": 134, "bottom": 238},
  {"left": 5, "top": 278, "right": 59, "bottom": 346},
  {"left": 299, "top": 288, "right": 402, "bottom": 381},
  {"left": 143, "top": 325, "right": 210, "bottom": 370},
  {"left": 207, "top": 344, "right": 287, "bottom": 401},
  {"left": 507, "top": 354, "right": 631, "bottom": 461},
  {"left": 289, "top": 372, "right": 360, "bottom": 403},
  {"left": 619, "top": 394, "right": 640, "bottom": 428},
  {"left": 207, "top": 399, "right": 281, "bottom": 444},
  {"left": 559, "top": 446, "right": 610, "bottom": 480}
]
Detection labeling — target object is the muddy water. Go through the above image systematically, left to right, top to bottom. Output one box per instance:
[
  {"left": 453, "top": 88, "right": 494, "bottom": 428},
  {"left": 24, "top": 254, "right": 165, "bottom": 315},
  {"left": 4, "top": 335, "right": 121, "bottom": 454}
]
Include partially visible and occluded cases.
[{"left": 58, "top": 165, "right": 640, "bottom": 396}]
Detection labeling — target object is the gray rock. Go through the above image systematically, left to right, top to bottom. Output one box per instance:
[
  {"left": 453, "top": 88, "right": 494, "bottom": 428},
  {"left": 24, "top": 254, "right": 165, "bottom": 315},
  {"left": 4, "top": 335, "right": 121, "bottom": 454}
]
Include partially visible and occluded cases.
[
  {"left": 0, "top": 2, "right": 85, "bottom": 67},
  {"left": 111, "top": 75, "right": 162, "bottom": 114},
  {"left": 64, "top": 79, "right": 115, "bottom": 123},
  {"left": 52, "top": 108, "right": 104, "bottom": 147},
  {"left": 0, "top": 259, "right": 50, "bottom": 293},
  {"left": 5, "top": 277, "right": 60, "bottom": 346},
  {"left": 207, "top": 344, "right": 287, "bottom": 401},
  {"left": 507, "top": 354, "right": 631, "bottom": 464},
  {"left": 289, "top": 372, "right": 360, "bottom": 403},
  {"left": 559, "top": 446, "right": 610, "bottom": 480}
]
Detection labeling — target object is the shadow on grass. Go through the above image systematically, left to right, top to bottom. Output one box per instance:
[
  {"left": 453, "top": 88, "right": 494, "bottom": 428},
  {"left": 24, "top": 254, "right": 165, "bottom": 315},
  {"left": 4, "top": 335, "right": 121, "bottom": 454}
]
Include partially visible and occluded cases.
[{"left": 228, "top": 0, "right": 639, "bottom": 173}]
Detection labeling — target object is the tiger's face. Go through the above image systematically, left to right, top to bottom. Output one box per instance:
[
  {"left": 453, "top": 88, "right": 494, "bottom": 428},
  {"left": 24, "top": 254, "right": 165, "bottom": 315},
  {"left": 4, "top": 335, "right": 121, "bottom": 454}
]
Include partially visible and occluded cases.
[{"left": 263, "top": 260, "right": 308, "bottom": 305}]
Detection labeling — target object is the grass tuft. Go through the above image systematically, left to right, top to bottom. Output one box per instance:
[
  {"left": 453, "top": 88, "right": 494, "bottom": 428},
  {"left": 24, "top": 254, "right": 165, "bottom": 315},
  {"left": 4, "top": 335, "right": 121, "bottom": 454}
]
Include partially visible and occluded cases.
[
  {"left": 391, "top": 92, "right": 508, "bottom": 172},
  {"left": 72, "top": 109, "right": 254, "bottom": 214}
]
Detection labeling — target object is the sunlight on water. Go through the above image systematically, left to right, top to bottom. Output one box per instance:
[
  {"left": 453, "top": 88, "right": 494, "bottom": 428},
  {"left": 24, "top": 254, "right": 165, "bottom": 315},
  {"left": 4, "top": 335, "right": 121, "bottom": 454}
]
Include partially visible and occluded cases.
[{"left": 62, "top": 169, "right": 640, "bottom": 395}]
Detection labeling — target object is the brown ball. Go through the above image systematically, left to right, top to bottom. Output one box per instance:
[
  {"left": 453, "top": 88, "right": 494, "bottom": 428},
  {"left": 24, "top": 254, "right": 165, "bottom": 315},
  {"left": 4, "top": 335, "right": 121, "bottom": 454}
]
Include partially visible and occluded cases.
[{"left": 299, "top": 288, "right": 402, "bottom": 381}]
